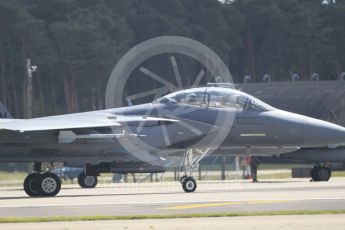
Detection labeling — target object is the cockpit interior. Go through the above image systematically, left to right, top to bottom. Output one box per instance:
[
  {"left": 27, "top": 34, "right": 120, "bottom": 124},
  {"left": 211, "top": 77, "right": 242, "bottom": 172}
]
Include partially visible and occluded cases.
[{"left": 155, "top": 87, "right": 274, "bottom": 112}]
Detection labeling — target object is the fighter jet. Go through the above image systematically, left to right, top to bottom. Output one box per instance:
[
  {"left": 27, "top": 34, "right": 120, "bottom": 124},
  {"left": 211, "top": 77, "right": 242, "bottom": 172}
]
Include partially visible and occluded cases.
[{"left": 1, "top": 84, "right": 345, "bottom": 197}]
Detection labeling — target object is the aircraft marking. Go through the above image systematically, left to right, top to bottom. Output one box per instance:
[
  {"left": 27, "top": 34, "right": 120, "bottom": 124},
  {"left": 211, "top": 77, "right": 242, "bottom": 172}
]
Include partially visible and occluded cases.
[{"left": 240, "top": 133, "right": 266, "bottom": 137}]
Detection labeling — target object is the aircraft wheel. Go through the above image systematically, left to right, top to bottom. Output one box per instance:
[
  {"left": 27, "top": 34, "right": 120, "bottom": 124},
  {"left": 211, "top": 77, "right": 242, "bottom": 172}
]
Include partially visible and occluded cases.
[
  {"left": 311, "top": 166, "right": 331, "bottom": 182},
  {"left": 316, "top": 167, "right": 331, "bottom": 181},
  {"left": 311, "top": 168, "right": 319, "bottom": 181},
  {"left": 37, "top": 172, "right": 61, "bottom": 197},
  {"left": 24, "top": 173, "right": 40, "bottom": 197},
  {"left": 78, "top": 173, "right": 98, "bottom": 188},
  {"left": 180, "top": 175, "right": 188, "bottom": 183},
  {"left": 182, "top": 177, "right": 197, "bottom": 193}
]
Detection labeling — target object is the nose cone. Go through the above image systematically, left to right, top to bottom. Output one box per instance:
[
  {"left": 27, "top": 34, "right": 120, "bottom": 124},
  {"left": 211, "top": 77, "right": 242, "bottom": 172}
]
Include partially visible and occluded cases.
[{"left": 303, "top": 117, "right": 345, "bottom": 147}]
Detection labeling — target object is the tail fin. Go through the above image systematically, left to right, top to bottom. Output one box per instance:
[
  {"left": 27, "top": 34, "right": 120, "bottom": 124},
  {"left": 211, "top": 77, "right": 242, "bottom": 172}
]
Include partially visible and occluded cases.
[{"left": 0, "top": 103, "right": 13, "bottom": 118}]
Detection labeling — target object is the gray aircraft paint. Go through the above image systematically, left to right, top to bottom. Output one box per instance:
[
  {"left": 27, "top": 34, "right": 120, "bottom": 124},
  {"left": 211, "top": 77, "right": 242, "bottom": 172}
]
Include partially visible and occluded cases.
[
  {"left": 1, "top": 87, "right": 345, "bottom": 168},
  {"left": 280, "top": 147, "right": 345, "bottom": 163}
]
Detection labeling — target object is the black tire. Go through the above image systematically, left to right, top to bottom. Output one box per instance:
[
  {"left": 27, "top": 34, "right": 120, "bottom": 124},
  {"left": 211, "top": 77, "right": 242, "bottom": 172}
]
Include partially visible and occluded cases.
[
  {"left": 311, "top": 167, "right": 331, "bottom": 182},
  {"left": 317, "top": 167, "right": 331, "bottom": 181},
  {"left": 311, "top": 168, "right": 319, "bottom": 181},
  {"left": 37, "top": 172, "right": 61, "bottom": 197},
  {"left": 23, "top": 173, "right": 40, "bottom": 197},
  {"left": 78, "top": 173, "right": 98, "bottom": 188},
  {"left": 180, "top": 175, "right": 188, "bottom": 183},
  {"left": 182, "top": 177, "right": 197, "bottom": 193}
]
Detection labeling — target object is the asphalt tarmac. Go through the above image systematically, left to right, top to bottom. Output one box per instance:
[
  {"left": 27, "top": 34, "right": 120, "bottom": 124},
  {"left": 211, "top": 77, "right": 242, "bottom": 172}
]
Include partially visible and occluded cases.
[
  {"left": 1, "top": 178, "right": 345, "bottom": 217},
  {"left": 2, "top": 215, "right": 345, "bottom": 230}
]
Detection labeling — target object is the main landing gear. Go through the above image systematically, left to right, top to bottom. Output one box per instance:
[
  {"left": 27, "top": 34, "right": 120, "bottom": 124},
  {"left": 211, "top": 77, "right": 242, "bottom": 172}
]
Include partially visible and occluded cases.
[
  {"left": 179, "top": 148, "right": 211, "bottom": 193},
  {"left": 24, "top": 162, "right": 62, "bottom": 197},
  {"left": 311, "top": 164, "right": 331, "bottom": 182},
  {"left": 24, "top": 172, "right": 61, "bottom": 197},
  {"left": 78, "top": 173, "right": 98, "bottom": 188}
]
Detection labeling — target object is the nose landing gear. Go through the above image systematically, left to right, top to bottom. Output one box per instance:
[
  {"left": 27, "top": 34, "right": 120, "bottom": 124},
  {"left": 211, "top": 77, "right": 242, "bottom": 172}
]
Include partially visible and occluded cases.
[
  {"left": 179, "top": 148, "right": 210, "bottom": 193},
  {"left": 182, "top": 176, "right": 197, "bottom": 193}
]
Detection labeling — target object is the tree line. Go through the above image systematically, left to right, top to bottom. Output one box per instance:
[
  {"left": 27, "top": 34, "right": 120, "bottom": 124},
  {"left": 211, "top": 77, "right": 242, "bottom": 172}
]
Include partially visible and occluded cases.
[{"left": 0, "top": 0, "right": 344, "bottom": 117}]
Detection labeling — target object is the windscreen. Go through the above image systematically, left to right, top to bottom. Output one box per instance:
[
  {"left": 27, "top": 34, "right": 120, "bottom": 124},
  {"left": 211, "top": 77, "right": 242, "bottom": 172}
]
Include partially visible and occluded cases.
[
  {"left": 155, "top": 87, "right": 274, "bottom": 111},
  {"left": 155, "top": 88, "right": 207, "bottom": 106}
]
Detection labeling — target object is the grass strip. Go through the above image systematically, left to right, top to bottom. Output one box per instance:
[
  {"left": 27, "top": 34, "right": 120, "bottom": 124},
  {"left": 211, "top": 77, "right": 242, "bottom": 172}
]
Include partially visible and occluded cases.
[{"left": 1, "top": 210, "right": 345, "bottom": 223}]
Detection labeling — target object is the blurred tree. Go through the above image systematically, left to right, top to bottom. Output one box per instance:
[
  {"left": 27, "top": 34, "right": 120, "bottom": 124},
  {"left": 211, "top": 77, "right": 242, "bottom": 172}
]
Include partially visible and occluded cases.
[
  {"left": 0, "top": 0, "right": 344, "bottom": 116},
  {"left": 0, "top": 0, "right": 49, "bottom": 117},
  {"left": 49, "top": 4, "right": 132, "bottom": 112}
]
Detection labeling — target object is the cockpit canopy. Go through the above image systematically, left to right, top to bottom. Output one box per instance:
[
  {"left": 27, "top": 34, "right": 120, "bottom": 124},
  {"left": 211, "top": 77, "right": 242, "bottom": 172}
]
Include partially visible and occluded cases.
[{"left": 155, "top": 87, "right": 274, "bottom": 112}]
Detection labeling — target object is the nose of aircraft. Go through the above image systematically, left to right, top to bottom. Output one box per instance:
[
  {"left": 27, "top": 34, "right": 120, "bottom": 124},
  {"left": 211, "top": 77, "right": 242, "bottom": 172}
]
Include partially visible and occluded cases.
[
  {"left": 268, "top": 109, "right": 345, "bottom": 147},
  {"left": 303, "top": 117, "right": 345, "bottom": 147}
]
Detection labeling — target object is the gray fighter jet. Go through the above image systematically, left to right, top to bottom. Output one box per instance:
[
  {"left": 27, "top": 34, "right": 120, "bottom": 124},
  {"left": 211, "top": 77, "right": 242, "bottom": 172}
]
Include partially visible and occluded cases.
[{"left": 1, "top": 85, "right": 345, "bottom": 197}]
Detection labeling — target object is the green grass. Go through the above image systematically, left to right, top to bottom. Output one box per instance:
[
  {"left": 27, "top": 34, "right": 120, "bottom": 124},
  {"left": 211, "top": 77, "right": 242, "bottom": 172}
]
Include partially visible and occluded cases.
[
  {"left": 0, "top": 171, "right": 26, "bottom": 181},
  {"left": 0, "top": 171, "right": 27, "bottom": 186},
  {"left": 332, "top": 171, "right": 345, "bottom": 177},
  {"left": 257, "top": 173, "right": 291, "bottom": 179},
  {"left": 0, "top": 210, "right": 345, "bottom": 223}
]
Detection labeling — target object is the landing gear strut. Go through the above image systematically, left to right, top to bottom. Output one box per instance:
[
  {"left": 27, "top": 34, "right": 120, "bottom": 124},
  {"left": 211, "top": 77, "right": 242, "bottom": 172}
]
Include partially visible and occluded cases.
[
  {"left": 179, "top": 148, "right": 210, "bottom": 193},
  {"left": 311, "top": 164, "right": 331, "bottom": 182},
  {"left": 24, "top": 172, "right": 61, "bottom": 197}
]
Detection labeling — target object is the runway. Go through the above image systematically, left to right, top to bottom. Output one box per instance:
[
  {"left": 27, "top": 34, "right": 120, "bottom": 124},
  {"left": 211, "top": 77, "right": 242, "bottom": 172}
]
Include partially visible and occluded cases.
[
  {"left": 1, "top": 178, "right": 345, "bottom": 217},
  {"left": 2, "top": 215, "right": 345, "bottom": 230}
]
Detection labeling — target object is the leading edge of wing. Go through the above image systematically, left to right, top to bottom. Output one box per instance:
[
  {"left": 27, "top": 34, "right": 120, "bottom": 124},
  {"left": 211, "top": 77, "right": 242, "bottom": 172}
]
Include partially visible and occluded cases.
[
  {"left": 0, "top": 114, "right": 179, "bottom": 132},
  {"left": 0, "top": 119, "right": 121, "bottom": 132}
]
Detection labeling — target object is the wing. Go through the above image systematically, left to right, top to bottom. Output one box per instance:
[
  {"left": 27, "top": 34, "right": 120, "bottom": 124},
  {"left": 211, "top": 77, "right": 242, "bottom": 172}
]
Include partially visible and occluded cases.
[{"left": 0, "top": 111, "right": 178, "bottom": 133}]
